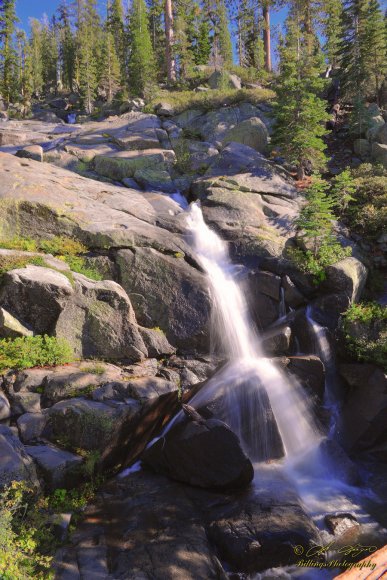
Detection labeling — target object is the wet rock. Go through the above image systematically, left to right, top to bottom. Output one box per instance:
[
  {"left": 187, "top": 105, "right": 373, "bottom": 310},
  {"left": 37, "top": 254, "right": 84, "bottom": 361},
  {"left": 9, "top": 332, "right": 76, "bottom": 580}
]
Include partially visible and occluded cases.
[
  {"left": 15, "top": 145, "right": 44, "bottom": 162},
  {"left": 250, "top": 270, "right": 281, "bottom": 300},
  {"left": 282, "top": 275, "right": 306, "bottom": 308},
  {"left": 262, "top": 326, "right": 292, "bottom": 356},
  {"left": 287, "top": 356, "right": 325, "bottom": 401},
  {"left": 142, "top": 407, "right": 254, "bottom": 491},
  {"left": 17, "top": 412, "right": 48, "bottom": 443},
  {"left": 0, "top": 425, "right": 40, "bottom": 489},
  {"left": 318, "top": 439, "right": 360, "bottom": 485},
  {"left": 26, "top": 444, "right": 83, "bottom": 490},
  {"left": 324, "top": 513, "right": 360, "bottom": 542}
]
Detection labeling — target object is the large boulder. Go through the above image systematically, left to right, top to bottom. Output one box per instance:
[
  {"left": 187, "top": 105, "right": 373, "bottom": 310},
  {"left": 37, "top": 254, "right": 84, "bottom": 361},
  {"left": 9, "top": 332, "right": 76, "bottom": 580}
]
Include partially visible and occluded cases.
[
  {"left": 221, "top": 117, "right": 269, "bottom": 153},
  {"left": 116, "top": 247, "right": 211, "bottom": 351},
  {"left": 323, "top": 257, "right": 367, "bottom": 297},
  {"left": 0, "top": 265, "right": 161, "bottom": 361},
  {"left": 142, "top": 406, "right": 254, "bottom": 490},
  {"left": 0, "top": 425, "right": 40, "bottom": 489}
]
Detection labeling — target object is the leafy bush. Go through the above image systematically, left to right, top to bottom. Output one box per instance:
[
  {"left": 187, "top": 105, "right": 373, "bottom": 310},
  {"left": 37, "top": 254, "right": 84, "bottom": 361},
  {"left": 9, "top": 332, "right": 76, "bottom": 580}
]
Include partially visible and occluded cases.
[
  {"left": 144, "top": 87, "right": 275, "bottom": 115},
  {"left": 38, "top": 237, "right": 88, "bottom": 257},
  {"left": 341, "top": 302, "right": 387, "bottom": 370},
  {"left": 0, "top": 335, "right": 74, "bottom": 372}
]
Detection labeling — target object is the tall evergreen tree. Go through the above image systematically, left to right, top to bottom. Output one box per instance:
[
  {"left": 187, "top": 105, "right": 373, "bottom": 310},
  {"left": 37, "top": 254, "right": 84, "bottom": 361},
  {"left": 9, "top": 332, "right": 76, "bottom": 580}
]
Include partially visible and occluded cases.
[
  {"left": 0, "top": 0, "right": 18, "bottom": 105},
  {"left": 77, "top": 0, "right": 100, "bottom": 112},
  {"left": 107, "top": 0, "right": 126, "bottom": 83},
  {"left": 128, "top": 0, "right": 156, "bottom": 95},
  {"left": 147, "top": 0, "right": 166, "bottom": 78},
  {"left": 165, "top": 0, "right": 176, "bottom": 81},
  {"left": 322, "top": 0, "right": 343, "bottom": 67},
  {"left": 338, "top": 0, "right": 386, "bottom": 102},
  {"left": 363, "top": 0, "right": 387, "bottom": 104},
  {"left": 57, "top": 1, "right": 76, "bottom": 92},
  {"left": 217, "top": 1, "right": 233, "bottom": 66},
  {"left": 272, "top": 11, "right": 329, "bottom": 179},
  {"left": 41, "top": 15, "right": 59, "bottom": 94},
  {"left": 194, "top": 17, "right": 212, "bottom": 65},
  {"left": 29, "top": 18, "right": 43, "bottom": 97},
  {"left": 100, "top": 24, "right": 121, "bottom": 102},
  {"left": 15, "top": 29, "right": 33, "bottom": 112}
]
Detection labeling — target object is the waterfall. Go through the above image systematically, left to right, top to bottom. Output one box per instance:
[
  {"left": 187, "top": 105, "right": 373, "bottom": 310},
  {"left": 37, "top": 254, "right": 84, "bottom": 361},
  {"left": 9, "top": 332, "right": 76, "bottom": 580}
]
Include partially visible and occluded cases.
[
  {"left": 186, "top": 203, "right": 321, "bottom": 462},
  {"left": 306, "top": 306, "right": 341, "bottom": 435}
]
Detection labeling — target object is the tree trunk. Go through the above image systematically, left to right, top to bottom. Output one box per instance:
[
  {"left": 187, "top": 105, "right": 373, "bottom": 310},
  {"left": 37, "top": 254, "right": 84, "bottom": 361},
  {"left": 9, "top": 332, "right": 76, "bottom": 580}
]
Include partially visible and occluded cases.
[
  {"left": 165, "top": 0, "right": 176, "bottom": 83},
  {"left": 263, "top": 2, "right": 272, "bottom": 73},
  {"left": 297, "top": 163, "right": 305, "bottom": 181}
]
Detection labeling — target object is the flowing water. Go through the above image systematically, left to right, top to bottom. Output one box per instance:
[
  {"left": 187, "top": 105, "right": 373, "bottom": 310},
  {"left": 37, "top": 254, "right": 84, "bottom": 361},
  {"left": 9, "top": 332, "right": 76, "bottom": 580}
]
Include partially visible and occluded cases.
[{"left": 185, "top": 202, "right": 321, "bottom": 462}]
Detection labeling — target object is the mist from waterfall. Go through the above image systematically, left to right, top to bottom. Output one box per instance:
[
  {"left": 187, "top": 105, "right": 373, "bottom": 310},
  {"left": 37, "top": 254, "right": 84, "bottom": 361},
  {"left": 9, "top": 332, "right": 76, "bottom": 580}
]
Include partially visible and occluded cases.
[{"left": 186, "top": 203, "right": 321, "bottom": 462}]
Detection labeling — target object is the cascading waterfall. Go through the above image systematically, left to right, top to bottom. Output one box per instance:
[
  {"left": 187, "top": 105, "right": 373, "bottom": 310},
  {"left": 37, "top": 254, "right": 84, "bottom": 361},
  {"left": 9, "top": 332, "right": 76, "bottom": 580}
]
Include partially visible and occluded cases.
[
  {"left": 185, "top": 203, "right": 321, "bottom": 462},
  {"left": 306, "top": 306, "right": 341, "bottom": 436}
]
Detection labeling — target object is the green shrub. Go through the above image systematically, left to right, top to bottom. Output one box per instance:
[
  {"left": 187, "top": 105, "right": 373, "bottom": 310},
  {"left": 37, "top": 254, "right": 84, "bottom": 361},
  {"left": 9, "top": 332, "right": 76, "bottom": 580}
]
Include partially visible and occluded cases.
[
  {"left": 341, "top": 302, "right": 387, "bottom": 370},
  {"left": 0, "top": 335, "right": 74, "bottom": 372}
]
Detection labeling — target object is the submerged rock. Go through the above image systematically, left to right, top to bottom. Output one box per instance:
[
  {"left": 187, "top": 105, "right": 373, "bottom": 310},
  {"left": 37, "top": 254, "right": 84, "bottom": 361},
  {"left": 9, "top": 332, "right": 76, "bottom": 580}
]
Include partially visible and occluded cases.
[{"left": 142, "top": 405, "right": 254, "bottom": 491}]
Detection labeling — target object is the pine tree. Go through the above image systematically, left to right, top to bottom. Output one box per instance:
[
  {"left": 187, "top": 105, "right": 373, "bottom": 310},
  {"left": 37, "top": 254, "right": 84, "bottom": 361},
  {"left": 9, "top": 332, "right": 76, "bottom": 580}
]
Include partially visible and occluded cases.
[
  {"left": 0, "top": 0, "right": 18, "bottom": 105},
  {"left": 77, "top": 0, "right": 100, "bottom": 113},
  {"left": 107, "top": 0, "right": 126, "bottom": 84},
  {"left": 128, "top": 0, "right": 156, "bottom": 95},
  {"left": 147, "top": 0, "right": 166, "bottom": 78},
  {"left": 165, "top": 0, "right": 176, "bottom": 82},
  {"left": 322, "top": 0, "right": 343, "bottom": 67},
  {"left": 338, "top": 0, "right": 373, "bottom": 101},
  {"left": 363, "top": 0, "right": 387, "bottom": 104},
  {"left": 57, "top": 1, "right": 76, "bottom": 92},
  {"left": 217, "top": 1, "right": 233, "bottom": 66},
  {"left": 174, "top": 10, "right": 193, "bottom": 79},
  {"left": 272, "top": 11, "right": 329, "bottom": 180},
  {"left": 41, "top": 15, "right": 59, "bottom": 95},
  {"left": 195, "top": 17, "right": 211, "bottom": 65},
  {"left": 29, "top": 18, "right": 43, "bottom": 97},
  {"left": 100, "top": 25, "right": 121, "bottom": 102},
  {"left": 15, "top": 30, "right": 33, "bottom": 114},
  {"left": 295, "top": 175, "right": 335, "bottom": 256}
]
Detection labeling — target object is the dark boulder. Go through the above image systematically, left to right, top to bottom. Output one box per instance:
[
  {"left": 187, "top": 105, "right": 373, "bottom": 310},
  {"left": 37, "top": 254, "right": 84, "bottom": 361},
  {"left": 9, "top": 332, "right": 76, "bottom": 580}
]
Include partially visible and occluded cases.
[{"left": 142, "top": 405, "right": 254, "bottom": 491}]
